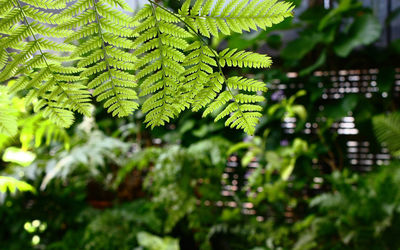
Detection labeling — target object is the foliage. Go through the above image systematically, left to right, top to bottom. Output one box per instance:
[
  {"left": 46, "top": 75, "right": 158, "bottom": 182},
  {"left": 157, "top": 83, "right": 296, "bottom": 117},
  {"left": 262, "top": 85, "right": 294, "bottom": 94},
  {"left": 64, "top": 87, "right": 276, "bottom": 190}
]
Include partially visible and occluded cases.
[
  {"left": 0, "top": 0, "right": 294, "bottom": 135},
  {"left": 1, "top": 0, "right": 399, "bottom": 249},
  {"left": 334, "top": 13, "right": 381, "bottom": 57},
  {"left": 0, "top": 82, "right": 70, "bottom": 151},
  {"left": 39, "top": 129, "right": 130, "bottom": 190},
  {"left": 142, "top": 138, "right": 231, "bottom": 236},
  {"left": 295, "top": 163, "right": 400, "bottom": 250},
  {"left": 77, "top": 201, "right": 163, "bottom": 250}
]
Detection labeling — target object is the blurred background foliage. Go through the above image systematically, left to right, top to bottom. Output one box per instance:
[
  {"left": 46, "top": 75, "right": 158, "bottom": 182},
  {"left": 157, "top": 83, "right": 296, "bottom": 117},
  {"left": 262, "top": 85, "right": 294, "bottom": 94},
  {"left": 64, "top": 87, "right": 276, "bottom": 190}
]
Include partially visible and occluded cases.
[{"left": 1, "top": 0, "right": 400, "bottom": 249}]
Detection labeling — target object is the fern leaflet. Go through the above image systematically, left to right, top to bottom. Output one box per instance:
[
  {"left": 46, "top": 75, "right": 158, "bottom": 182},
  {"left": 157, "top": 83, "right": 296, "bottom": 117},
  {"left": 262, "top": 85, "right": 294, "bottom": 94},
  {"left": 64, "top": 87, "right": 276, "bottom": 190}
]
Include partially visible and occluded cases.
[
  {"left": 178, "top": 0, "right": 294, "bottom": 37},
  {"left": 373, "top": 112, "right": 400, "bottom": 157}
]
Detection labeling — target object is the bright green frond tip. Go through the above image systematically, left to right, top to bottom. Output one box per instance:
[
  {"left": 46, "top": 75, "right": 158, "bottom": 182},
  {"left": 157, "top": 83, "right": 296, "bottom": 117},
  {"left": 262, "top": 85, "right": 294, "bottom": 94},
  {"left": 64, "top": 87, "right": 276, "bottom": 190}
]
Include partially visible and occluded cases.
[{"left": 0, "top": 0, "right": 293, "bottom": 135}]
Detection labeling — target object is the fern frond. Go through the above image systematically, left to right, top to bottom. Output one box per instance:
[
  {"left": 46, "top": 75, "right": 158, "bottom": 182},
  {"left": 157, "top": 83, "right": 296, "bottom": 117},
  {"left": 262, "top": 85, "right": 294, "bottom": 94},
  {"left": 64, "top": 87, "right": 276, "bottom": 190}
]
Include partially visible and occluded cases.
[
  {"left": 0, "top": 0, "right": 91, "bottom": 126},
  {"left": 0, "top": 0, "right": 289, "bottom": 135},
  {"left": 21, "top": 0, "right": 67, "bottom": 9},
  {"left": 61, "top": 0, "right": 139, "bottom": 117},
  {"left": 102, "top": 0, "right": 133, "bottom": 11},
  {"left": 179, "top": 0, "right": 294, "bottom": 37},
  {"left": 95, "top": 2, "right": 136, "bottom": 27},
  {"left": 133, "top": 4, "right": 191, "bottom": 128},
  {"left": 22, "top": 6, "right": 60, "bottom": 24},
  {"left": 100, "top": 18, "right": 133, "bottom": 37},
  {"left": 32, "top": 22, "right": 72, "bottom": 37},
  {"left": 64, "top": 23, "right": 98, "bottom": 42},
  {"left": 182, "top": 41, "right": 218, "bottom": 104},
  {"left": 0, "top": 49, "right": 8, "bottom": 70},
  {"left": 191, "top": 73, "right": 223, "bottom": 112},
  {"left": 202, "top": 75, "right": 266, "bottom": 135},
  {"left": 227, "top": 76, "right": 267, "bottom": 92},
  {"left": 203, "top": 90, "right": 232, "bottom": 117},
  {"left": 235, "top": 93, "right": 265, "bottom": 103},
  {"left": 33, "top": 98, "right": 75, "bottom": 127},
  {"left": 225, "top": 110, "right": 262, "bottom": 135},
  {"left": 373, "top": 113, "right": 400, "bottom": 157}
]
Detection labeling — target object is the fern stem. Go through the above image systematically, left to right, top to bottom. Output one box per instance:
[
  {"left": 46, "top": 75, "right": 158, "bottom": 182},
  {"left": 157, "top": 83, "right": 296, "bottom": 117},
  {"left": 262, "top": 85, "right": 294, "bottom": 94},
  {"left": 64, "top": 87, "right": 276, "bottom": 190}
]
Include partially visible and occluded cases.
[{"left": 147, "top": 0, "right": 253, "bottom": 133}]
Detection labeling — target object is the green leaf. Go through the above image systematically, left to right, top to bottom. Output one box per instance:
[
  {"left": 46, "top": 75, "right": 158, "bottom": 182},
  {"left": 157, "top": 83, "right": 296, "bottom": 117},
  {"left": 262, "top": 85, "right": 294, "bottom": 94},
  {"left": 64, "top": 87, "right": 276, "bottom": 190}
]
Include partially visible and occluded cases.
[
  {"left": 318, "top": 0, "right": 361, "bottom": 30},
  {"left": 386, "top": 7, "right": 400, "bottom": 24},
  {"left": 334, "top": 14, "right": 382, "bottom": 57},
  {"left": 281, "top": 33, "right": 322, "bottom": 60},
  {"left": 391, "top": 39, "right": 400, "bottom": 54},
  {"left": 299, "top": 50, "right": 326, "bottom": 76},
  {"left": 377, "top": 67, "right": 395, "bottom": 93},
  {"left": 323, "top": 94, "right": 358, "bottom": 121},
  {"left": 290, "top": 105, "right": 307, "bottom": 121},
  {"left": 373, "top": 112, "right": 400, "bottom": 157},
  {"left": 227, "top": 141, "right": 255, "bottom": 155},
  {"left": 2, "top": 147, "right": 36, "bottom": 166},
  {"left": 281, "top": 158, "right": 295, "bottom": 181},
  {"left": 0, "top": 176, "right": 36, "bottom": 194},
  {"left": 137, "top": 231, "right": 179, "bottom": 250}
]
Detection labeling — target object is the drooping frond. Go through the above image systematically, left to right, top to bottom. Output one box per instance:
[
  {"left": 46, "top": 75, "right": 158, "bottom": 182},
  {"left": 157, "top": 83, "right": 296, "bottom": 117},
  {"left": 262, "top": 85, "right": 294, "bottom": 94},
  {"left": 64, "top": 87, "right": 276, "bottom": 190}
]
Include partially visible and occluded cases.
[
  {"left": 0, "top": 0, "right": 91, "bottom": 127},
  {"left": 0, "top": 0, "right": 293, "bottom": 135},
  {"left": 60, "top": 0, "right": 139, "bottom": 117},
  {"left": 178, "top": 0, "right": 294, "bottom": 37},
  {"left": 132, "top": 4, "right": 192, "bottom": 128},
  {"left": 178, "top": 37, "right": 269, "bottom": 135},
  {"left": 202, "top": 75, "right": 266, "bottom": 135}
]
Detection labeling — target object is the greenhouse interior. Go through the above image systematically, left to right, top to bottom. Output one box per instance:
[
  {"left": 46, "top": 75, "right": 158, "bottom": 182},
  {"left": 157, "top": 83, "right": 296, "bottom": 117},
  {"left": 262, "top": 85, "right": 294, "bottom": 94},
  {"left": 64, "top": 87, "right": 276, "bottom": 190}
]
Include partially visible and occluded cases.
[{"left": 1, "top": 0, "right": 400, "bottom": 249}]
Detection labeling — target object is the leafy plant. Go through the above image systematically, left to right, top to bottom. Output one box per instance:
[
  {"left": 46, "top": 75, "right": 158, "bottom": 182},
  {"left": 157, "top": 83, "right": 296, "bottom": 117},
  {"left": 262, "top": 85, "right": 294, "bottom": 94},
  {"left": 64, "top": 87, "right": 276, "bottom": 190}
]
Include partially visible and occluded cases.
[
  {"left": 1, "top": 1, "right": 399, "bottom": 250},
  {"left": 40, "top": 129, "right": 130, "bottom": 190},
  {"left": 134, "top": 137, "right": 231, "bottom": 234},
  {"left": 295, "top": 164, "right": 400, "bottom": 250},
  {"left": 78, "top": 201, "right": 163, "bottom": 250}
]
